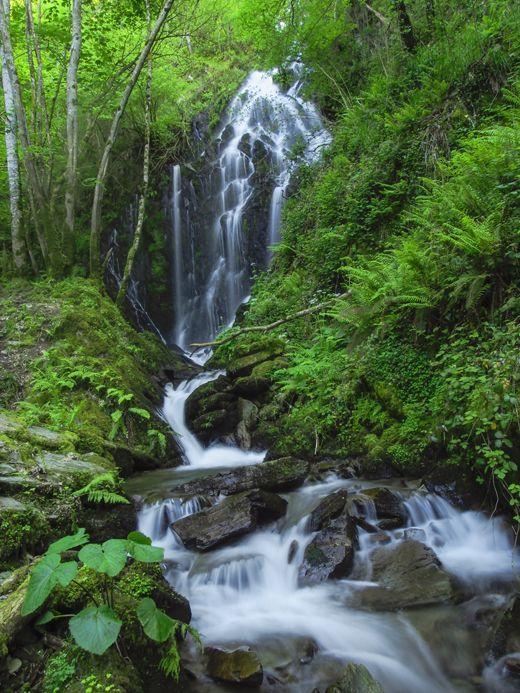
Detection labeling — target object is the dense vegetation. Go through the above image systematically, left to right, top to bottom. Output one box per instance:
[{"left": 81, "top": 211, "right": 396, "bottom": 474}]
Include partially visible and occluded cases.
[
  {"left": 1, "top": 0, "right": 519, "bottom": 689},
  {"left": 214, "top": 0, "right": 520, "bottom": 521}
]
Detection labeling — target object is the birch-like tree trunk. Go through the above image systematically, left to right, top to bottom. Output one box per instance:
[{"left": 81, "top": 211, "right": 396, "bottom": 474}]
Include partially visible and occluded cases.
[
  {"left": 0, "top": 0, "right": 28, "bottom": 271},
  {"left": 0, "top": 0, "right": 57, "bottom": 270},
  {"left": 64, "top": 0, "right": 82, "bottom": 266},
  {"left": 89, "top": 0, "right": 176, "bottom": 278},
  {"left": 116, "top": 0, "right": 152, "bottom": 308}
]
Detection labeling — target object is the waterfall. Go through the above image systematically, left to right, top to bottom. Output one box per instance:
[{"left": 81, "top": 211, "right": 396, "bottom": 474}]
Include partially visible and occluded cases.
[{"left": 167, "top": 64, "right": 331, "bottom": 352}]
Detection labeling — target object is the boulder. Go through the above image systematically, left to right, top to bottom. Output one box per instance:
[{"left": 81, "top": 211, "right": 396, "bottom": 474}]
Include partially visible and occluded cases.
[
  {"left": 228, "top": 349, "right": 282, "bottom": 379},
  {"left": 231, "top": 374, "right": 271, "bottom": 398},
  {"left": 185, "top": 375, "right": 233, "bottom": 422},
  {"left": 192, "top": 409, "right": 239, "bottom": 444},
  {"left": 35, "top": 451, "right": 107, "bottom": 487},
  {"left": 171, "top": 457, "right": 309, "bottom": 498},
  {"left": 361, "top": 487, "right": 407, "bottom": 528},
  {"left": 171, "top": 490, "right": 287, "bottom": 551},
  {"left": 308, "top": 490, "right": 348, "bottom": 532},
  {"left": 299, "top": 512, "right": 356, "bottom": 585},
  {"left": 357, "top": 540, "right": 454, "bottom": 610},
  {"left": 0, "top": 565, "right": 34, "bottom": 659},
  {"left": 205, "top": 646, "right": 263, "bottom": 686},
  {"left": 326, "top": 663, "right": 384, "bottom": 693}
]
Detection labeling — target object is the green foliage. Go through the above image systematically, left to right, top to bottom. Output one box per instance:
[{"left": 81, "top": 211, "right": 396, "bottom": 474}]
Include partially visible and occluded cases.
[
  {"left": 73, "top": 474, "right": 129, "bottom": 506},
  {"left": 21, "top": 528, "right": 194, "bottom": 678},
  {"left": 42, "top": 650, "right": 77, "bottom": 693}
]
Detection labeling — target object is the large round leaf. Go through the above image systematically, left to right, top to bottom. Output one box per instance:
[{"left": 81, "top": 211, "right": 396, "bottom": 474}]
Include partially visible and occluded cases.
[
  {"left": 46, "top": 528, "right": 89, "bottom": 555},
  {"left": 127, "top": 531, "right": 164, "bottom": 563},
  {"left": 78, "top": 539, "right": 127, "bottom": 577},
  {"left": 21, "top": 554, "right": 61, "bottom": 616},
  {"left": 136, "top": 597, "right": 175, "bottom": 643},
  {"left": 69, "top": 605, "right": 122, "bottom": 655}
]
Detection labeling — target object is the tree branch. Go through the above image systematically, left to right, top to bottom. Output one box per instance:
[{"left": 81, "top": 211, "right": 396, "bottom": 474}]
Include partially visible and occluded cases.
[{"left": 190, "top": 292, "right": 351, "bottom": 348}]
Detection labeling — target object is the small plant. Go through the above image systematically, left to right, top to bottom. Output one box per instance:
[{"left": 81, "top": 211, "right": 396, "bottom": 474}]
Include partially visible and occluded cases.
[
  {"left": 73, "top": 473, "right": 129, "bottom": 505},
  {"left": 22, "top": 529, "right": 198, "bottom": 679}
]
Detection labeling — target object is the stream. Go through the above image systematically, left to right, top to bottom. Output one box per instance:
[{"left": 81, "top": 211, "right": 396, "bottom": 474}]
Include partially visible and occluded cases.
[{"left": 128, "top": 66, "right": 520, "bottom": 692}]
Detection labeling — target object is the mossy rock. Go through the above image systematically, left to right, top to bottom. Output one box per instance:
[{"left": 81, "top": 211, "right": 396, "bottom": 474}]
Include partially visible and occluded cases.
[
  {"left": 0, "top": 500, "right": 49, "bottom": 567},
  {"left": 205, "top": 646, "right": 263, "bottom": 686},
  {"left": 326, "top": 662, "right": 384, "bottom": 693}
]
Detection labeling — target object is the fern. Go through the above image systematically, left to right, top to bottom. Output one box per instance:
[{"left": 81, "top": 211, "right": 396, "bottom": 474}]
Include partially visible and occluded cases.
[
  {"left": 73, "top": 473, "right": 129, "bottom": 505},
  {"left": 159, "top": 623, "right": 201, "bottom": 680}
]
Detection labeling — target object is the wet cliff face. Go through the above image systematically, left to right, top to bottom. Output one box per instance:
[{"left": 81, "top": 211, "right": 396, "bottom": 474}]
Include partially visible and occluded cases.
[{"left": 165, "top": 65, "right": 331, "bottom": 352}]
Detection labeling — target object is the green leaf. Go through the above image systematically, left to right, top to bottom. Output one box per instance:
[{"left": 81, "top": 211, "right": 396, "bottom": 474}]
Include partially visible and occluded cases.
[
  {"left": 129, "top": 407, "right": 151, "bottom": 420},
  {"left": 46, "top": 528, "right": 89, "bottom": 555},
  {"left": 127, "top": 531, "right": 164, "bottom": 563},
  {"left": 127, "top": 531, "right": 151, "bottom": 545},
  {"left": 78, "top": 540, "right": 127, "bottom": 577},
  {"left": 21, "top": 554, "right": 61, "bottom": 616},
  {"left": 55, "top": 561, "right": 78, "bottom": 587},
  {"left": 136, "top": 597, "right": 175, "bottom": 643},
  {"left": 69, "top": 606, "right": 122, "bottom": 655},
  {"left": 36, "top": 610, "right": 59, "bottom": 626}
]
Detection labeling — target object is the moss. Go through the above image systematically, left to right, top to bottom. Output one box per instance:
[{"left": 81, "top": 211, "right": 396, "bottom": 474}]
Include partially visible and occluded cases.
[{"left": 0, "top": 505, "right": 49, "bottom": 568}]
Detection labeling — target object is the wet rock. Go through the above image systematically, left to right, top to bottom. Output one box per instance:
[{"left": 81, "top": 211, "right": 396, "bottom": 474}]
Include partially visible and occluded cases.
[
  {"left": 228, "top": 349, "right": 282, "bottom": 379},
  {"left": 232, "top": 374, "right": 271, "bottom": 397},
  {"left": 235, "top": 399, "right": 259, "bottom": 450},
  {"left": 191, "top": 409, "right": 238, "bottom": 444},
  {"left": 103, "top": 440, "right": 175, "bottom": 476},
  {"left": 35, "top": 451, "right": 107, "bottom": 486},
  {"left": 172, "top": 457, "right": 309, "bottom": 498},
  {"left": 362, "top": 487, "right": 407, "bottom": 528},
  {"left": 171, "top": 490, "right": 287, "bottom": 551},
  {"left": 308, "top": 490, "right": 349, "bottom": 532},
  {"left": 0, "top": 497, "right": 26, "bottom": 513},
  {"left": 77, "top": 502, "right": 136, "bottom": 543},
  {"left": 299, "top": 513, "right": 356, "bottom": 585},
  {"left": 403, "top": 527, "right": 427, "bottom": 542},
  {"left": 366, "top": 532, "right": 391, "bottom": 546},
  {"left": 288, "top": 540, "right": 299, "bottom": 564},
  {"left": 357, "top": 540, "right": 454, "bottom": 610},
  {"left": 487, "top": 594, "right": 520, "bottom": 659},
  {"left": 299, "top": 639, "right": 318, "bottom": 665},
  {"left": 205, "top": 646, "right": 263, "bottom": 686},
  {"left": 504, "top": 657, "right": 520, "bottom": 679},
  {"left": 326, "top": 662, "right": 384, "bottom": 693}
]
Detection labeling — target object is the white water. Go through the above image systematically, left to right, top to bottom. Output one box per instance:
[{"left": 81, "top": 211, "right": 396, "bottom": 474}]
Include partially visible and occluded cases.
[
  {"left": 169, "top": 64, "right": 331, "bottom": 351},
  {"left": 135, "top": 67, "right": 519, "bottom": 691},
  {"left": 163, "top": 372, "right": 265, "bottom": 470}
]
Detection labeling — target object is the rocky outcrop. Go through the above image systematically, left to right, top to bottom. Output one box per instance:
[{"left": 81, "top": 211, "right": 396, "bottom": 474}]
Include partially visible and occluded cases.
[
  {"left": 171, "top": 457, "right": 309, "bottom": 498},
  {"left": 355, "top": 487, "right": 407, "bottom": 529},
  {"left": 171, "top": 490, "right": 287, "bottom": 551},
  {"left": 299, "top": 492, "right": 356, "bottom": 585},
  {"left": 356, "top": 540, "right": 455, "bottom": 610},
  {"left": 205, "top": 646, "right": 263, "bottom": 686},
  {"left": 326, "top": 663, "right": 384, "bottom": 693}
]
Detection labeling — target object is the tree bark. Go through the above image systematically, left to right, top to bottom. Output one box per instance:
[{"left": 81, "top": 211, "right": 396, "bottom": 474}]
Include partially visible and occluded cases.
[
  {"left": 0, "top": 0, "right": 28, "bottom": 272},
  {"left": 0, "top": 0, "right": 50, "bottom": 265},
  {"left": 24, "top": 0, "right": 49, "bottom": 144},
  {"left": 64, "top": 0, "right": 82, "bottom": 267},
  {"left": 89, "top": 0, "right": 176, "bottom": 278},
  {"left": 116, "top": 0, "right": 152, "bottom": 308},
  {"left": 392, "top": 0, "right": 417, "bottom": 52}
]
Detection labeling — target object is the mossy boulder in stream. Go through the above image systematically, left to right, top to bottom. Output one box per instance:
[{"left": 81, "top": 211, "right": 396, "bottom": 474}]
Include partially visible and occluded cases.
[
  {"left": 205, "top": 646, "right": 263, "bottom": 686},
  {"left": 326, "top": 662, "right": 384, "bottom": 693}
]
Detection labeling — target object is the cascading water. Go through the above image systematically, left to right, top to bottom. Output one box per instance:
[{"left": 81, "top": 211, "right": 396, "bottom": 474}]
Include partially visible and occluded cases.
[
  {"left": 168, "top": 64, "right": 331, "bottom": 352},
  {"left": 130, "top": 66, "right": 520, "bottom": 692}
]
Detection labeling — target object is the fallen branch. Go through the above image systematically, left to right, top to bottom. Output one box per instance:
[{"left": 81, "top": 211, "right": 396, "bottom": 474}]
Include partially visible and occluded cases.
[{"left": 191, "top": 292, "right": 351, "bottom": 348}]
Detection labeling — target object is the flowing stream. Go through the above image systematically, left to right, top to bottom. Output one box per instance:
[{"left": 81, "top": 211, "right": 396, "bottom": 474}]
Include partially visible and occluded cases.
[{"left": 130, "top": 66, "right": 520, "bottom": 691}]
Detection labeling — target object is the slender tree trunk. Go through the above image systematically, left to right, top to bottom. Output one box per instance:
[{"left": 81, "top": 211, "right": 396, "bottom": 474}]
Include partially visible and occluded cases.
[
  {"left": 0, "top": 0, "right": 28, "bottom": 272},
  {"left": 0, "top": 0, "right": 60, "bottom": 272},
  {"left": 24, "top": 0, "right": 49, "bottom": 143},
  {"left": 64, "top": 0, "right": 82, "bottom": 268},
  {"left": 89, "top": 0, "right": 176, "bottom": 278},
  {"left": 392, "top": 0, "right": 417, "bottom": 52},
  {"left": 117, "top": 1, "right": 152, "bottom": 308}
]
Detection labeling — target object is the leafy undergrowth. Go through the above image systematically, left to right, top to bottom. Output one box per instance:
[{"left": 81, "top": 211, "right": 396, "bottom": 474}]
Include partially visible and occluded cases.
[
  {"left": 216, "top": 0, "right": 520, "bottom": 520},
  {"left": 0, "top": 277, "right": 176, "bottom": 458}
]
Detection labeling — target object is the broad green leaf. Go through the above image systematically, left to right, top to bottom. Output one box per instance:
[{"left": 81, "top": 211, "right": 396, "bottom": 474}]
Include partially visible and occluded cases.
[
  {"left": 46, "top": 528, "right": 89, "bottom": 555},
  {"left": 127, "top": 531, "right": 151, "bottom": 545},
  {"left": 127, "top": 531, "right": 164, "bottom": 563},
  {"left": 78, "top": 540, "right": 127, "bottom": 577},
  {"left": 21, "top": 554, "right": 61, "bottom": 616},
  {"left": 55, "top": 561, "right": 78, "bottom": 586},
  {"left": 136, "top": 597, "right": 175, "bottom": 643},
  {"left": 69, "top": 605, "right": 122, "bottom": 655},
  {"left": 36, "top": 610, "right": 59, "bottom": 626}
]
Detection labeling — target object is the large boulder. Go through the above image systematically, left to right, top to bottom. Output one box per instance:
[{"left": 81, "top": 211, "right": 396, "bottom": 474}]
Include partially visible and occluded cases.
[
  {"left": 227, "top": 349, "right": 282, "bottom": 380},
  {"left": 171, "top": 457, "right": 309, "bottom": 498},
  {"left": 357, "top": 487, "right": 407, "bottom": 529},
  {"left": 171, "top": 490, "right": 287, "bottom": 551},
  {"left": 308, "top": 490, "right": 349, "bottom": 532},
  {"left": 299, "top": 508, "right": 356, "bottom": 585},
  {"left": 357, "top": 540, "right": 454, "bottom": 610},
  {"left": 205, "top": 646, "right": 263, "bottom": 686},
  {"left": 326, "top": 663, "right": 384, "bottom": 693}
]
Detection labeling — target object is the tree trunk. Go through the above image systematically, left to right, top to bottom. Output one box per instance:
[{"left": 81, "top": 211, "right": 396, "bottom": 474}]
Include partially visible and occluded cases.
[
  {"left": 0, "top": 0, "right": 28, "bottom": 272},
  {"left": 0, "top": 0, "right": 60, "bottom": 273},
  {"left": 24, "top": 0, "right": 49, "bottom": 145},
  {"left": 64, "top": 0, "right": 82, "bottom": 267},
  {"left": 89, "top": 0, "right": 176, "bottom": 278},
  {"left": 392, "top": 0, "right": 417, "bottom": 52},
  {"left": 116, "top": 1, "right": 152, "bottom": 308}
]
